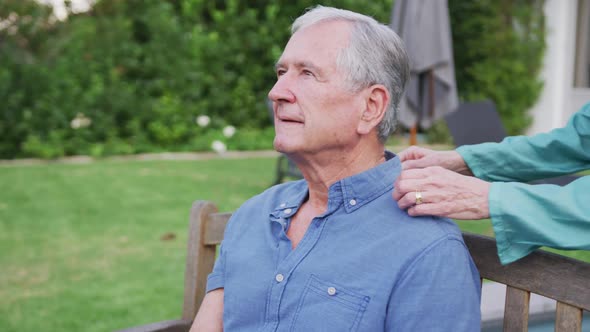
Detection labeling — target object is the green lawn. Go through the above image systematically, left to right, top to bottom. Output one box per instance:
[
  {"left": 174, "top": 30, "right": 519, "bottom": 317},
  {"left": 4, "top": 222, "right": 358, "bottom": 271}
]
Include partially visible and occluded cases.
[
  {"left": 0, "top": 157, "right": 588, "bottom": 331},
  {"left": 0, "top": 158, "right": 275, "bottom": 332}
]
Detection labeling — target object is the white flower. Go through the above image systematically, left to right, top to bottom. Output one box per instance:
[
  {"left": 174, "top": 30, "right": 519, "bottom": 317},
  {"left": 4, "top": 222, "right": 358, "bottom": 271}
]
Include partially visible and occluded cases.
[
  {"left": 70, "top": 113, "right": 92, "bottom": 130},
  {"left": 196, "top": 115, "right": 210, "bottom": 127},
  {"left": 80, "top": 117, "right": 91, "bottom": 128},
  {"left": 71, "top": 118, "right": 81, "bottom": 129},
  {"left": 222, "top": 125, "right": 236, "bottom": 138},
  {"left": 211, "top": 140, "right": 227, "bottom": 154}
]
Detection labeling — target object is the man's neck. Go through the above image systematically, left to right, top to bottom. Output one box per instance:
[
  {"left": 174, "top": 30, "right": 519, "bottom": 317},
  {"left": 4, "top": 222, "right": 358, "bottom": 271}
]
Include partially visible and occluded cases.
[
  {"left": 285, "top": 141, "right": 386, "bottom": 249},
  {"left": 294, "top": 143, "right": 386, "bottom": 210}
]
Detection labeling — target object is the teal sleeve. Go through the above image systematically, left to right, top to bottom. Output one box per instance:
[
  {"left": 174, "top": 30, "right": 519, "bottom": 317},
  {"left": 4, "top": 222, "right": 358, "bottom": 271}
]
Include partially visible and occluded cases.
[
  {"left": 455, "top": 103, "right": 590, "bottom": 264},
  {"left": 457, "top": 103, "right": 590, "bottom": 182},
  {"left": 489, "top": 176, "right": 590, "bottom": 265}
]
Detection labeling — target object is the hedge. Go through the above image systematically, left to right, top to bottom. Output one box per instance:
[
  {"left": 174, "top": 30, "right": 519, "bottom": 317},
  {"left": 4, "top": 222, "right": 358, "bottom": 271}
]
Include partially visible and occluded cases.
[{"left": 0, "top": 0, "right": 545, "bottom": 158}]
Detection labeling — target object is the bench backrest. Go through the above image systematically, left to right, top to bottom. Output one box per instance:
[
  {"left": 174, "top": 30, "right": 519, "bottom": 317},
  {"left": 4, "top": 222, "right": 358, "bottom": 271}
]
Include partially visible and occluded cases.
[{"left": 183, "top": 200, "right": 590, "bottom": 331}]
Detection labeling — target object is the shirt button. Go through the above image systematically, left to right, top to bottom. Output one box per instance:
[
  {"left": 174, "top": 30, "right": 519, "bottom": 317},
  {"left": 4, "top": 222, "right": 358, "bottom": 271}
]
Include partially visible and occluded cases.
[
  {"left": 349, "top": 199, "right": 357, "bottom": 206},
  {"left": 284, "top": 208, "right": 292, "bottom": 214},
  {"left": 275, "top": 274, "right": 284, "bottom": 282},
  {"left": 327, "top": 287, "right": 337, "bottom": 296}
]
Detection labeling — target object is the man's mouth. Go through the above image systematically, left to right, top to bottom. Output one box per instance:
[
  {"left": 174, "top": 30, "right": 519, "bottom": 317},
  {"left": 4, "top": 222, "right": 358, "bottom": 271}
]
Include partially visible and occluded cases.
[{"left": 278, "top": 116, "right": 304, "bottom": 124}]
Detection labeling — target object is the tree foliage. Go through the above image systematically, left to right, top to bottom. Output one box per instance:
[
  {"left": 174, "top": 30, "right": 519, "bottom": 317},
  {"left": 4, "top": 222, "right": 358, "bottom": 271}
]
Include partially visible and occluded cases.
[
  {"left": 0, "top": 0, "right": 545, "bottom": 158},
  {"left": 449, "top": 0, "right": 546, "bottom": 135}
]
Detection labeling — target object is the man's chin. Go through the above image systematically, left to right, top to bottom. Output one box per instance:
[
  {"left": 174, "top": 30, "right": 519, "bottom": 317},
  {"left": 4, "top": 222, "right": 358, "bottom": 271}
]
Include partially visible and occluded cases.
[
  {"left": 273, "top": 138, "right": 297, "bottom": 155},
  {"left": 273, "top": 142, "right": 288, "bottom": 154}
]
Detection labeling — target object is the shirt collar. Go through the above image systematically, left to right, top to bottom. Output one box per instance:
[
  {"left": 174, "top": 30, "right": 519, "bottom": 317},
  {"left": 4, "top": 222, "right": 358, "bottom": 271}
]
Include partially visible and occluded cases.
[
  {"left": 337, "top": 150, "right": 399, "bottom": 213},
  {"left": 271, "top": 151, "right": 399, "bottom": 215}
]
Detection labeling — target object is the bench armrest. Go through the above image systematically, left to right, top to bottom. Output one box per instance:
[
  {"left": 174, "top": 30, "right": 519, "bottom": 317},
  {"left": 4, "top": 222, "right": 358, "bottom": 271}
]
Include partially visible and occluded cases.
[{"left": 115, "top": 319, "right": 192, "bottom": 332}]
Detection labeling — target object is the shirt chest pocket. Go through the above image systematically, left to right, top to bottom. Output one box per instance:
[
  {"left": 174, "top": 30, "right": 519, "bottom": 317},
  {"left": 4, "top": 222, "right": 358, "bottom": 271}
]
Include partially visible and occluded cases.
[{"left": 290, "top": 275, "right": 370, "bottom": 332}]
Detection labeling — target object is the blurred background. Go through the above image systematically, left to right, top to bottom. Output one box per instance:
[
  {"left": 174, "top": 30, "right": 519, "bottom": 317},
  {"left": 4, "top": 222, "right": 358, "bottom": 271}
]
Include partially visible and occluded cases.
[
  {"left": 0, "top": 0, "right": 558, "bottom": 159},
  {"left": 1, "top": 0, "right": 589, "bottom": 331}
]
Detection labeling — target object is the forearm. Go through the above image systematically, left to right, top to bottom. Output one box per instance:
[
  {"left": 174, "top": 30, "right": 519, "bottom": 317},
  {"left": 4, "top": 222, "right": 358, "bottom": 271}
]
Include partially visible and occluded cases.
[
  {"left": 458, "top": 106, "right": 590, "bottom": 182},
  {"left": 490, "top": 176, "right": 590, "bottom": 264},
  {"left": 189, "top": 289, "right": 224, "bottom": 332}
]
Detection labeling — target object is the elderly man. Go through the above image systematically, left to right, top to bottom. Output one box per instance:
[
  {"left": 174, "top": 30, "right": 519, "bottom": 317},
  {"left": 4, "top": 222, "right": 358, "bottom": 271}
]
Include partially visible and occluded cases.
[{"left": 190, "top": 6, "right": 480, "bottom": 332}]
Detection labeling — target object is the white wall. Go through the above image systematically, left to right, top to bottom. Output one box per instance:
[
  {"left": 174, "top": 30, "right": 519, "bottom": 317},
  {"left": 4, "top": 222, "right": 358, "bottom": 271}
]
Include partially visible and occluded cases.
[{"left": 527, "top": 0, "right": 590, "bottom": 135}]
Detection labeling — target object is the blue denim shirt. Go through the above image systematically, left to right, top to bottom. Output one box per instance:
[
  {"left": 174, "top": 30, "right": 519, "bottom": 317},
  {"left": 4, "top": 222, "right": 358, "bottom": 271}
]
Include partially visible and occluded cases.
[{"left": 207, "top": 152, "right": 481, "bottom": 331}]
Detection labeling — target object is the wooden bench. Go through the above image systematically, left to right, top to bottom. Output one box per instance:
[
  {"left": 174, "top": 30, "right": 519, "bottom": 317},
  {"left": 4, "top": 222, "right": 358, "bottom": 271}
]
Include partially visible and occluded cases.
[{"left": 118, "top": 200, "right": 590, "bottom": 332}]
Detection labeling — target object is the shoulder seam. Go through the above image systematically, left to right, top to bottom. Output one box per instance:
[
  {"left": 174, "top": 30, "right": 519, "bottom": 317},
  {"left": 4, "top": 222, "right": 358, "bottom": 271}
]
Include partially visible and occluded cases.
[{"left": 392, "top": 234, "right": 467, "bottom": 290}]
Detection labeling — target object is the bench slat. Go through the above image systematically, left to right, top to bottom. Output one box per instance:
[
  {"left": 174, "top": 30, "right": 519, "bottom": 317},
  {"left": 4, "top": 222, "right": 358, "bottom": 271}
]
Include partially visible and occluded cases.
[
  {"left": 182, "top": 201, "right": 219, "bottom": 320},
  {"left": 204, "top": 212, "right": 231, "bottom": 245},
  {"left": 463, "top": 232, "right": 590, "bottom": 311},
  {"left": 503, "top": 286, "right": 530, "bottom": 332},
  {"left": 555, "top": 301, "right": 583, "bottom": 332},
  {"left": 115, "top": 319, "right": 192, "bottom": 332}
]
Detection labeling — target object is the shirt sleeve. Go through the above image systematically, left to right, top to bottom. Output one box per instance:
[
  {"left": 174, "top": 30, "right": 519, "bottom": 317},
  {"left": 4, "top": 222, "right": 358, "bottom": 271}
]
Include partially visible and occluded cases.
[
  {"left": 456, "top": 103, "right": 590, "bottom": 264},
  {"left": 457, "top": 103, "right": 590, "bottom": 182},
  {"left": 490, "top": 176, "right": 590, "bottom": 265},
  {"left": 206, "top": 209, "right": 241, "bottom": 292},
  {"left": 385, "top": 236, "right": 481, "bottom": 331},
  {"left": 206, "top": 241, "right": 226, "bottom": 292}
]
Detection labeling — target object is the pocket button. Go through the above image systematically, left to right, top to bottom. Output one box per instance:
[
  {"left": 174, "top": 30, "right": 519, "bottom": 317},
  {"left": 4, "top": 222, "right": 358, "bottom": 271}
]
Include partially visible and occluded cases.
[{"left": 327, "top": 287, "right": 337, "bottom": 296}]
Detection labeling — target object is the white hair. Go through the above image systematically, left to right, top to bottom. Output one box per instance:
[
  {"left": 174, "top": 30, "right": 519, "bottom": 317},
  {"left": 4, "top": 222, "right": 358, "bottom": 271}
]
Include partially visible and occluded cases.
[{"left": 292, "top": 6, "right": 410, "bottom": 142}]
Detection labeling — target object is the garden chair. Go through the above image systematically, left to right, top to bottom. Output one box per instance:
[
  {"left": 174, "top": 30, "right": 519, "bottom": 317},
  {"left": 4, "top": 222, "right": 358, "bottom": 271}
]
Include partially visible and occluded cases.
[
  {"left": 444, "top": 100, "right": 579, "bottom": 186},
  {"left": 444, "top": 100, "right": 507, "bottom": 146},
  {"left": 117, "top": 200, "right": 590, "bottom": 332}
]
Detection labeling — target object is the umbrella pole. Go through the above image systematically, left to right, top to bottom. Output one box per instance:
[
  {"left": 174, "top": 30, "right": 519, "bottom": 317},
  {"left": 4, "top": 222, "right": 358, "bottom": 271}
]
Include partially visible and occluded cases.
[
  {"left": 409, "top": 69, "right": 434, "bottom": 146},
  {"left": 409, "top": 69, "right": 435, "bottom": 146},
  {"left": 428, "top": 69, "right": 435, "bottom": 118},
  {"left": 409, "top": 124, "right": 418, "bottom": 145}
]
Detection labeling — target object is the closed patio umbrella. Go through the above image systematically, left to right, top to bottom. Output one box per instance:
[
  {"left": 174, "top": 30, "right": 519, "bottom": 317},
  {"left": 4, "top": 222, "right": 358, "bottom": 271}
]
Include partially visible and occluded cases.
[{"left": 390, "top": 0, "right": 459, "bottom": 144}]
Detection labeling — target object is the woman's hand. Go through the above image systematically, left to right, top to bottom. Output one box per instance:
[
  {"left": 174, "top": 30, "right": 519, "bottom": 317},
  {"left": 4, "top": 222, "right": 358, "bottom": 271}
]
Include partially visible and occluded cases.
[
  {"left": 398, "top": 146, "right": 473, "bottom": 175},
  {"left": 392, "top": 166, "right": 491, "bottom": 220}
]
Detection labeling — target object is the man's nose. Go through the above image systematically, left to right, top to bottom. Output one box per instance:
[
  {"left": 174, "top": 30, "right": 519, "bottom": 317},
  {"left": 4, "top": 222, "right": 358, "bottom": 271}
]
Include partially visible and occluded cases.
[{"left": 268, "top": 75, "right": 295, "bottom": 103}]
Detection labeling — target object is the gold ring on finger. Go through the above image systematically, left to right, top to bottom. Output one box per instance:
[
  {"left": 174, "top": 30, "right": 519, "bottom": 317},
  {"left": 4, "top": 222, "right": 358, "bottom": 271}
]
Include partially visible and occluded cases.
[{"left": 415, "top": 191, "right": 423, "bottom": 205}]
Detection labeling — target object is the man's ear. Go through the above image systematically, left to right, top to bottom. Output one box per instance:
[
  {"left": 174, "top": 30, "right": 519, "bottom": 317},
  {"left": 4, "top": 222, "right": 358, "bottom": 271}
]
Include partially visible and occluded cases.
[{"left": 357, "top": 84, "right": 389, "bottom": 135}]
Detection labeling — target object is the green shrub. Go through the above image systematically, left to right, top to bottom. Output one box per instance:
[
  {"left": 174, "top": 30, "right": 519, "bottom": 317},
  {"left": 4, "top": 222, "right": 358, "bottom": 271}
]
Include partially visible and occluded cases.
[
  {"left": 0, "top": 0, "right": 546, "bottom": 157},
  {"left": 449, "top": 0, "right": 545, "bottom": 135},
  {"left": 425, "top": 120, "right": 453, "bottom": 145},
  {"left": 227, "top": 127, "right": 276, "bottom": 151}
]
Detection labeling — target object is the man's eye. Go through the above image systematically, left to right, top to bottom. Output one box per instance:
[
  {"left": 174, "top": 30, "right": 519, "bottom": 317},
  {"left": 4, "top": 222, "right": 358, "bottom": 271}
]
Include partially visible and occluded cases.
[
  {"left": 277, "top": 70, "right": 286, "bottom": 76},
  {"left": 302, "top": 70, "right": 314, "bottom": 76}
]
